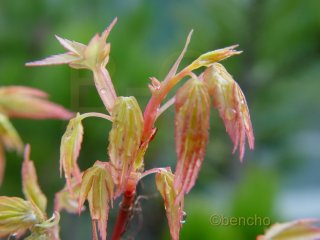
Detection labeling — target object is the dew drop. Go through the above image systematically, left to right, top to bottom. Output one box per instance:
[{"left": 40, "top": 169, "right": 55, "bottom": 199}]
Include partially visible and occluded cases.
[
  {"left": 100, "top": 88, "right": 106, "bottom": 95},
  {"left": 225, "top": 108, "right": 236, "bottom": 120},
  {"left": 196, "top": 160, "right": 201, "bottom": 168},
  {"left": 180, "top": 211, "right": 187, "bottom": 224},
  {"left": 8, "top": 234, "right": 17, "bottom": 240}
]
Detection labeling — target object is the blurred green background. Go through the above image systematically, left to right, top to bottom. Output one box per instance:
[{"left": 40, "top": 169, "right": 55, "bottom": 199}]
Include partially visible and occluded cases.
[{"left": 1, "top": 0, "right": 320, "bottom": 239}]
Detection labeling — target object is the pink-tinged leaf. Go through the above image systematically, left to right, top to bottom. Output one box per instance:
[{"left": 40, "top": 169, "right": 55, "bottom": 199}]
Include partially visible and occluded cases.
[
  {"left": 81, "top": 17, "right": 116, "bottom": 69},
  {"left": 101, "top": 17, "right": 118, "bottom": 42},
  {"left": 26, "top": 18, "right": 117, "bottom": 71},
  {"left": 25, "top": 20, "right": 118, "bottom": 113},
  {"left": 164, "top": 30, "right": 193, "bottom": 82},
  {"left": 27, "top": 35, "right": 85, "bottom": 67},
  {"left": 55, "top": 35, "right": 86, "bottom": 55},
  {"left": 80, "top": 35, "right": 108, "bottom": 69},
  {"left": 26, "top": 53, "right": 81, "bottom": 67},
  {"left": 203, "top": 63, "right": 254, "bottom": 161},
  {"left": 92, "top": 67, "right": 117, "bottom": 113},
  {"left": 174, "top": 78, "right": 211, "bottom": 203},
  {"left": 0, "top": 86, "right": 73, "bottom": 120},
  {"left": 0, "top": 86, "right": 48, "bottom": 98},
  {"left": 108, "top": 97, "right": 143, "bottom": 196},
  {"left": 60, "top": 113, "right": 83, "bottom": 191},
  {"left": 22, "top": 144, "right": 47, "bottom": 213},
  {"left": 78, "top": 161, "right": 114, "bottom": 240},
  {"left": 155, "top": 169, "right": 184, "bottom": 240},
  {"left": 0, "top": 196, "right": 41, "bottom": 238},
  {"left": 257, "top": 219, "right": 320, "bottom": 240}
]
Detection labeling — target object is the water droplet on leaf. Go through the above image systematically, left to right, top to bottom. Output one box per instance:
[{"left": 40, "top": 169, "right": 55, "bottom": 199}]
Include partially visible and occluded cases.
[{"left": 225, "top": 108, "right": 236, "bottom": 120}]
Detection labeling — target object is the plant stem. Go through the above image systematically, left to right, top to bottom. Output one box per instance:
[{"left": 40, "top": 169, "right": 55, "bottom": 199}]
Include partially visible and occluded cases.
[
  {"left": 93, "top": 67, "right": 117, "bottom": 114},
  {"left": 142, "top": 67, "right": 191, "bottom": 142},
  {"left": 79, "top": 112, "right": 112, "bottom": 121},
  {"left": 111, "top": 176, "right": 137, "bottom": 240}
]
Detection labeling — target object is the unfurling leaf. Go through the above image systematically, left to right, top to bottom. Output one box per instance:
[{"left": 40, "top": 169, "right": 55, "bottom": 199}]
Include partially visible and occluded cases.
[
  {"left": 26, "top": 18, "right": 116, "bottom": 70},
  {"left": 26, "top": 20, "right": 117, "bottom": 113},
  {"left": 163, "top": 31, "right": 193, "bottom": 82},
  {"left": 192, "top": 45, "right": 242, "bottom": 68},
  {"left": 203, "top": 63, "right": 254, "bottom": 160},
  {"left": 174, "top": 78, "right": 211, "bottom": 202},
  {"left": 0, "top": 86, "right": 73, "bottom": 120},
  {"left": 0, "top": 86, "right": 72, "bottom": 186},
  {"left": 108, "top": 96, "right": 143, "bottom": 195},
  {"left": 60, "top": 113, "right": 83, "bottom": 191},
  {"left": 22, "top": 144, "right": 47, "bottom": 213},
  {"left": 0, "top": 151, "right": 59, "bottom": 239},
  {"left": 78, "top": 161, "right": 114, "bottom": 240},
  {"left": 156, "top": 169, "right": 184, "bottom": 240},
  {"left": 54, "top": 179, "right": 82, "bottom": 214},
  {"left": 0, "top": 196, "right": 42, "bottom": 238},
  {"left": 28, "top": 212, "right": 60, "bottom": 240},
  {"left": 257, "top": 219, "right": 320, "bottom": 240}
]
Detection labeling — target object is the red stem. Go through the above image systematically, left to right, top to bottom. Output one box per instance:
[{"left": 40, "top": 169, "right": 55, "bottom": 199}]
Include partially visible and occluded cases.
[
  {"left": 142, "top": 68, "right": 190, "bottom": 142},
  {"left": 111, "top": 179, "right": 137, "bottom": 240}
]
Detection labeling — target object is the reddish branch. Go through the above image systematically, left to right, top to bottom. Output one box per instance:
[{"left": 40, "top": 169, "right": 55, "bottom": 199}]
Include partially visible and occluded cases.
[
  {"left": 142, "top": 69, "right": 190, "bottom": 143},
  {"left": 111, "top": 177, "right": 137, "bottom": 240}
]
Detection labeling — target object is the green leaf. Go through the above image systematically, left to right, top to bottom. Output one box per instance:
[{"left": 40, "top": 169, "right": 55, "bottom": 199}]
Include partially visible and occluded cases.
[
  {"left": 108, "top": 96, "right": 143, "bottom": 195},
  {"left": 60, "top": 113, "right": 83, "bottom": 191},
  {"left": 22, "top": 145, "right": 47, "bottom": 214},
  {"left": 78, "top": 161, "right": 114, "bottom": 240},
  {"left": 156, "top": 169, "right": 184, "bottom": 240},
  {"left": 0, "top": 197, "right": 42, "bottom": 238},
  {"left": 258, "top": 219, "right": 320, "bottom": 240}
]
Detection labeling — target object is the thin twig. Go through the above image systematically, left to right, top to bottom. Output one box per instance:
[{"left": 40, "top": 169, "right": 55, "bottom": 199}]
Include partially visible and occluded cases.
[{"left": 157, "top": 97, "right": 175, "bottom": 118}]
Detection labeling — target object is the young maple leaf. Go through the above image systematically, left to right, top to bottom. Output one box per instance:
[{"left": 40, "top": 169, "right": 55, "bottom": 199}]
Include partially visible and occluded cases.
[
  {"left": 26, "top": 19, "right": 118, "bottom": 113},
  {"left": 191, "top": 45, "right": 242, "bottom": 69},
  {"left": 203, "top": 63, "right": 254, "bottom": 160},
  {"left": 174, "top": 77, "right": 211, "bottom": 203},
  {"left": 0, "top": 86, "right": 73, "bottom": 119},
  {"left": 0, "top": 86, "right": 72, "bottom": 185},
  {"left": 108, "top": 96, "right": 143, "bottom": 196},
  {"left": 59, "top": 113, "right": 83, "bottom": 192},
  {"left": 22, "top": 144, "right": 48, "bottom": 213},
  {"left": 0, "top": 145, "right": 60, "bottom": 239},
  {"left": 78, "top": 161, "right": 114, "bottom": 240},
  {"left": 156, "top": 168, "right": 184, "bottom": 240},
  {"left": 0, "top": 197, "right": 41, "bottom": 238}
]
